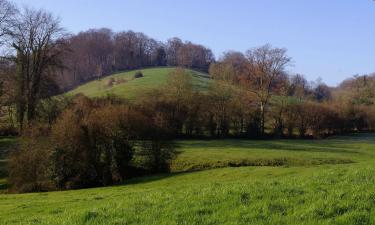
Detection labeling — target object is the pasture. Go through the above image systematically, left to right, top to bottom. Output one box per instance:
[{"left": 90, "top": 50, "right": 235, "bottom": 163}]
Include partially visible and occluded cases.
[
  {"left": 67, "top": 67, "right": 211, "bottom": 99},
  {"left": 1, "top": 134, "right": 375, "bottom": 224}
]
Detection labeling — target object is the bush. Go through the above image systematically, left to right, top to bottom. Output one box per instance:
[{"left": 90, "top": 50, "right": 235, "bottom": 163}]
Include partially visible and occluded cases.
[
  {"left": 134, "top": 71, "right": 143, "bottom": 78},
  {"left": 106, "top": 78, "right": 115, "bottom": 87},
  {"left": 115, "top": 78, "right": 127, "bottom": 85},
  {"left": 51, "top": 98, "right": 177, "bottom": 188},
  {"left": 51, "top": 104, "right": 138, "bottom": 188},
  {"left": 0, "top": 125, "right": 18, "bottom": 136},
  {"left": 8, "top": 125, "right": 54, "bottom": 193},
  {"left": 139, "top": 140, "right": 177, "bottom": 172}
]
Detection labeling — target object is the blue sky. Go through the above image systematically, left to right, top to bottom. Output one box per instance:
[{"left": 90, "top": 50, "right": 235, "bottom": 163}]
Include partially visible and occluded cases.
[{"left": 12, "top": 0, "right": 375, "bottom": 86}]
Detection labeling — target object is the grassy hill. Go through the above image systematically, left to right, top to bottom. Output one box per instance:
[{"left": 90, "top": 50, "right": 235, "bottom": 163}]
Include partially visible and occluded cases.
[
  {"left": 67, "top": 67, "right": 211, "bottom": 99},
  {"left": 1, "top": 134, "right": 375, "bottom": 224}
]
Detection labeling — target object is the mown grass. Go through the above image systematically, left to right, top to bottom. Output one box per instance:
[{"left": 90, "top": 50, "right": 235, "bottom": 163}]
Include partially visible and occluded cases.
[
  {"left": 67, "top": 67, "right": 211, "bottom": 99},
  {"left": 1, "top": 134, "right": 375, "bottom": 224}
]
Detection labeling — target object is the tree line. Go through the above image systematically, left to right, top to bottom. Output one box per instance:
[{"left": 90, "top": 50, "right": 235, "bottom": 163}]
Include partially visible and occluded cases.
[{"left": 1, "top": 0, "right": 375, "bottom": 192}]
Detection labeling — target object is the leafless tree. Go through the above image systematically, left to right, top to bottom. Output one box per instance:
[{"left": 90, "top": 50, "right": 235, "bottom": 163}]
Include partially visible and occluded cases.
[
  {"left": 0, "top": 0, "right": 16, "bottom": 45},
  {"left": 0, "top": 0, "right": 16, "bottom": 94},
  {"left": 10, "top": 8, "right": 66, "bottom": 128},
  {"left": 241, "top": 44, "right": 291, "bottom": 135}
]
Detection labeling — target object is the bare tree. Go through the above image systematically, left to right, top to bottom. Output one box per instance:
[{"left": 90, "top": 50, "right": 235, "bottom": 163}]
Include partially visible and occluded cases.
[
  {"left": 0, "top": 0, "right": 16, "bottom": 45},
  {"left": 0, "top": 0, "right": 16, "bottom": 103},
  {"left": 11, "top": 8, "right": 66, "bottom": 128},
  {"left": 166, "top": 37, "right": 183, "bottom": 66},
  {"left": 177, "top": 42, "right": 214, "bottom": 72},
  {"left": 241, "top": 44, "right": 291, "bottom": 135},
  {"left": 288, "top": 73, "right": 310, "bottom": 99}
]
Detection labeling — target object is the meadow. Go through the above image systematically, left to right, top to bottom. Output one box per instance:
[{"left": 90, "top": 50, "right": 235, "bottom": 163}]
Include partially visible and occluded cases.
[
  {"left": 67, "top": 67, "right": 211, "bottom": 99},
  {"left": 1, "top": 134, "right": 375, "bottom": 224}
]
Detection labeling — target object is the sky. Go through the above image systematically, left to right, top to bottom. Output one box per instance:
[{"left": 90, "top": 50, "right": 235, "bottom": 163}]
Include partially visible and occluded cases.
[{"left": 11, "top": 0, "right": 375, "bottom": 86}]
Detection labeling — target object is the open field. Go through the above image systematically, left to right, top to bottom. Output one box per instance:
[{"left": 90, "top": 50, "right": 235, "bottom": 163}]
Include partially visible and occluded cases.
[
  {"left": 67, "top": 67, "right": 211, "bottom": 99},
  {"left": 1, "top": 134, "right": 375, "bottom": 224}
]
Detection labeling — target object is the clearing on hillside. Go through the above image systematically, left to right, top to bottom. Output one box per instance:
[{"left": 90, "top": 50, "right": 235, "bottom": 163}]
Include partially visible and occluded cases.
[{"left": 67, "top": 67, "right": 211, "bottom": 99}]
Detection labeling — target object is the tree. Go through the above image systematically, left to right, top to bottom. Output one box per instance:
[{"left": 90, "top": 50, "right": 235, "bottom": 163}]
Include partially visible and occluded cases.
[
  {"left": 0, "top": 0, "right": 16, "bottom": 45},
  {"left": 0, "top": 0, "right": 16, "bottom": 127},
  {"left": 10, "top": 8, "right": 66, "bottom": 129},
  {"left": 166, "top": 37, "right": 183, "bottom": 66},
  {"left": 177, "top": 42, "right": 214, "bottom": 72},
  {"left": 241, "top": 44, "right": 291, "bottom": 136},
  {"left": 155, "top": 47, "right": 167, "bottom": 66},
  {"left": 161, "top": 68, "right": 193, "bottom": 135},
  {"left": 288, "top": 74, "right": 310, "bottom": 99},
  {"left": 313, "top": 81, "right": 331, "bottom": 102}
]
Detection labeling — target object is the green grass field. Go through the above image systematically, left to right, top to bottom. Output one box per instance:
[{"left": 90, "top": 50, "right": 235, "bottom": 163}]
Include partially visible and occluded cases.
[
  {"left": 67, "top": 67, "right": 211, "bottom": 99},
  {"left": 1, "top": 134, "right": 375, "bottom": 224}
]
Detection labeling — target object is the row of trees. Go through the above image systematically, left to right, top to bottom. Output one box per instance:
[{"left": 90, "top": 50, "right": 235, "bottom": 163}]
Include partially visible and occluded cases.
[{"left": 132, "top": 68, "right": 373, "bottom": 139}]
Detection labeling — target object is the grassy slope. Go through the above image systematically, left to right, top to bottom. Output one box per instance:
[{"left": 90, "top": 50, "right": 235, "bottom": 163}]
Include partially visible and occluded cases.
[
  {"left": 67, "top": 67, "right": 211, "bottom": 99},
  {"left": 1, "top": 134, "right": 375, "bottom": 224}
]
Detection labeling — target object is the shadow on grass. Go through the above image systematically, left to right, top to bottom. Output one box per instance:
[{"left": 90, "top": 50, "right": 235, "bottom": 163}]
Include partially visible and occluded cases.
[
  {"left": 176, "top": 139, "right": 360, "bottom": 154},
  {"left": 123, "top": 157, "right": 355, "bottom": 187},
  {"left": 123, "top": 170, "right": 196, "bottom": 186},
  {"left": 0, "top": 182, "right": 9, "bottom": 191}
]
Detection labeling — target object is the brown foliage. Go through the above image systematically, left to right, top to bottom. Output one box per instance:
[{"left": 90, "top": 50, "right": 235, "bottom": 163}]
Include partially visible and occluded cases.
[{"left": 8, "top": 125, "right": 54, "bottom": 193}]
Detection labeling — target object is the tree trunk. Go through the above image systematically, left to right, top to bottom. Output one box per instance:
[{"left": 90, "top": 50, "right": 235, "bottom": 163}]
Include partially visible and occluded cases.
[
  {"left": 15, "top": 49, "right": 26, "bottom": 131},
  {"left": 260, "top": 102, "right": 265, "bottom": 136}
]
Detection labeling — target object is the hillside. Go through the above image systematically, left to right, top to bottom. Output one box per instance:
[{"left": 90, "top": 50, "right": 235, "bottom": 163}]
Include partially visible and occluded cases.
[
  {"left": 67, "top": 67, "right": 211, "bottom": 99},
  {"left": 1, "top": 134, "right": 375, "bottom": 224}
]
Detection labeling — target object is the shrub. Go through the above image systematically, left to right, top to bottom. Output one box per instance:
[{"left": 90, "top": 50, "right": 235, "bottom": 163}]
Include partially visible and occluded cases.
[
  {"left": 134, "top": 71, "right": 143, "bottom": 78},
  {"left": 106, "top": 78, "right": 116, "bottom": 87},
  {"left": 115, "top": 78, "right": 127, "bottom": 85},
  {"left": 36, "top": 96, "right": 71, "bottom": 127},
  {"left": 50, "top": 96, "right": 177, "bottom": 189},
  {"left": 51, "top": 104, "right": 139, "bottom": 188},
  {"left": 0, "top": 125, "right": 18, "bottom": 136},
  {"left": 8, "top": 125, "right": 54, "bottom": 193},
  {"left": 139, "top": 140, "right": 177, "bottom": 172}
]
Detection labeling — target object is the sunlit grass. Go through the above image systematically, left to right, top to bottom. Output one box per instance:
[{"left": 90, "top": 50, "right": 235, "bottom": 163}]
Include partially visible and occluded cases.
[
  {"left": 67, "top": 67, "right": 211, "bottom": 100},
  {"left": 1, "top": 134, "right": 375, "bottom": 224}
]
